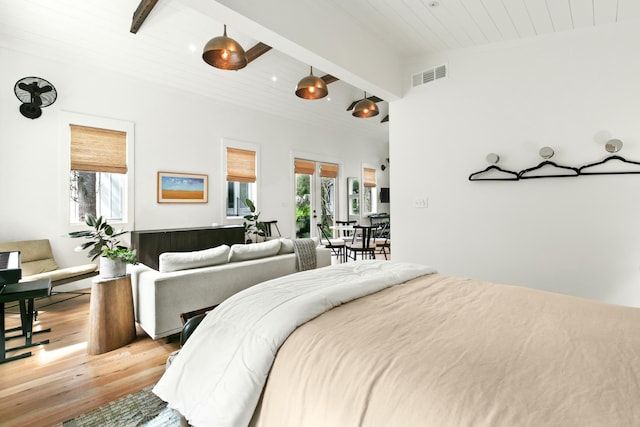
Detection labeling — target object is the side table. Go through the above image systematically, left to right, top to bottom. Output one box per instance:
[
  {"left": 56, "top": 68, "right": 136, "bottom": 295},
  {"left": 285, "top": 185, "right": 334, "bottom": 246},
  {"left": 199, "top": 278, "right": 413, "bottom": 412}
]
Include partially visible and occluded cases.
[{"left": 87, "top": 274, "right": 136, "bottom": 355}]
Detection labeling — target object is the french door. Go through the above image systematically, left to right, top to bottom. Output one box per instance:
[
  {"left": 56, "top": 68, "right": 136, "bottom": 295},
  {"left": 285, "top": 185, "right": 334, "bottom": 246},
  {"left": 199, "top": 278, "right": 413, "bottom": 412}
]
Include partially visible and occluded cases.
[{"left": 294, "top": 159, "right": 338, "bottom": 238}]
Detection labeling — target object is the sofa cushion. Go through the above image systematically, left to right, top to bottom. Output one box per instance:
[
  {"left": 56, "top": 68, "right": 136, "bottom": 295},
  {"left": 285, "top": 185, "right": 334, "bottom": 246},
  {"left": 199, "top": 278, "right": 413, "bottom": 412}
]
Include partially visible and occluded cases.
[
  {"left": 278, "top": 238, "right": 294, "bottom": 254},
  {"left": 229, "top": 240, "right": 281, "bottom": 262},
  {"left": 159, "top": 245, "right": 230, "bottom": 273}
]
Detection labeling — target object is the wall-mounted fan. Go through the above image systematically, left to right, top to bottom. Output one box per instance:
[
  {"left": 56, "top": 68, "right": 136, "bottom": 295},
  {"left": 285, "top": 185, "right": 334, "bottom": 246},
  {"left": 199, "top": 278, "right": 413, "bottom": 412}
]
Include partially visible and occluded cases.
[{"left": 14, "top": 76, "right": 57, "bottom": 119}]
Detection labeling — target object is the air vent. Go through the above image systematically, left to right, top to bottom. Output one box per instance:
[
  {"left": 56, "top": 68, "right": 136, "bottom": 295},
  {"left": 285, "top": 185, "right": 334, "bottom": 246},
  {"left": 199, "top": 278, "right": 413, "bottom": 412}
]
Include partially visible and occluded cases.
[{"left": 412, "top": 64, "right": 447, "bottom": 88}]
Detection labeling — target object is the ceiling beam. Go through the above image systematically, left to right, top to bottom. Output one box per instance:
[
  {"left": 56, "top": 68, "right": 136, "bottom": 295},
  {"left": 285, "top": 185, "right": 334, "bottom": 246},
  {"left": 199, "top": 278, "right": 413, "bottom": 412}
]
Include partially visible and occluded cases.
[
  {"left": 130, "top": 0, "right": 158, "bottom": 34},
  {"left": 246, "top": 42, "right": 272, "bottom": 64},
  {"left": 321, "top": 74, "right": 339, "bottom": 85},
  {"left": 346, "top": 95, "right": 384, "bottom": 111}
]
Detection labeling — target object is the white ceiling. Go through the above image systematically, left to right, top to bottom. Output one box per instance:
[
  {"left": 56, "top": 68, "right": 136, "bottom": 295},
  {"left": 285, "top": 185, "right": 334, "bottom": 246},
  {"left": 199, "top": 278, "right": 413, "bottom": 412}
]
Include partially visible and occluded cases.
[{"left": 1, "top": 0, "right": 639, "bottom": 140}]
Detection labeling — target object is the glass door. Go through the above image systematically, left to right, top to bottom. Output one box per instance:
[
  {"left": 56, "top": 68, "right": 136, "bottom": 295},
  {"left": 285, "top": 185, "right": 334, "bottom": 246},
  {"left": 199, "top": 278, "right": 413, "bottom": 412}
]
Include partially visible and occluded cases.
[{"left": 294, "top": 159, "right": 338, "bottom": 238}]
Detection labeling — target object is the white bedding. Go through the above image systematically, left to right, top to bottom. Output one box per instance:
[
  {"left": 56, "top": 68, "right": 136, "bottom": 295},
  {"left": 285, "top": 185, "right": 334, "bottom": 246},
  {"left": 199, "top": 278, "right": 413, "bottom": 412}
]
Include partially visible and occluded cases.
[{"left": 153, "top": 260, "right": 436, "bottom": 427}]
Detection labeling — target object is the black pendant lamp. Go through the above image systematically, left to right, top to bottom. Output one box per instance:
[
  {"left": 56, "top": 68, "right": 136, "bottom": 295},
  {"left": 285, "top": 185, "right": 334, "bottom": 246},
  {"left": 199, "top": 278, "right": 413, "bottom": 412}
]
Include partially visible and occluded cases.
[
  {"left": 202, "top": 25, "right": 248, "bottom": 70},
  {"left": 295, "top": 66, "right": 328, "bottom": 100},
  {"left": 352, "top": 92, "right": 379, "bottom": 118}
]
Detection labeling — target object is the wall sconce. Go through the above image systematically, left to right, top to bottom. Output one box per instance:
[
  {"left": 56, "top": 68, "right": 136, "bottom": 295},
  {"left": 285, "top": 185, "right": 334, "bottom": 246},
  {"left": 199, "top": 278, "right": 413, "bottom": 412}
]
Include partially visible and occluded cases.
[
  {"left": 202, "top": 25, "right": 247, "bottom": 70},
  {"left": 295, "top": 66, "right": 328, "bottom": 100},
  {"left": 352, "top": 92, "right": 379, "bottom": 118}
]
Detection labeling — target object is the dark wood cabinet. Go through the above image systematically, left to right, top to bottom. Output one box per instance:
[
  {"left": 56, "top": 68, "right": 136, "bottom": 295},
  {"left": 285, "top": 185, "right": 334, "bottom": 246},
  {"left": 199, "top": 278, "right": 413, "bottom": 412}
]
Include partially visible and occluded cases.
[{"left": 131, "top": 226, "right": 245, "bottom": 270}]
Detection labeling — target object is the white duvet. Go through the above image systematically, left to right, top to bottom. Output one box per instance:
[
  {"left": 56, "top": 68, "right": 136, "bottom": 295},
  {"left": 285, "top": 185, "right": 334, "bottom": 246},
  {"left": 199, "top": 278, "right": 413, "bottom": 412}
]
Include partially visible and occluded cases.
[{"left": 153, "top": 260, "right": 436, "bottom": 427}]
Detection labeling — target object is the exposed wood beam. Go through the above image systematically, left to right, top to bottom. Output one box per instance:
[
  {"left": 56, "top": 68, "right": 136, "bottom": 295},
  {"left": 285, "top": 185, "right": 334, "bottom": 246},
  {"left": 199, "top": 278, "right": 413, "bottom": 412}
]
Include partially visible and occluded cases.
[
  {"left": 130, "top": 0, "right": 158, "bottom": 34},
  {"left": 246, "top": 42, "right": 272, "bottom": 64},
  {"left": 321, "top": 74, "right": 339, "bottom": 85},
  {"left": 346, "top": 95, "right": 384, "bottom": 111}
]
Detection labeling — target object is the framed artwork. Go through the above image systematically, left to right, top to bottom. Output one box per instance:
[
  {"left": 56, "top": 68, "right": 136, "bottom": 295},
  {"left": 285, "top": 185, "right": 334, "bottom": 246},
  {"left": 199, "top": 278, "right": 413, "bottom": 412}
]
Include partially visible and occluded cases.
[{"left": 157, "top": 172, "right": 208, "bottom": 203}]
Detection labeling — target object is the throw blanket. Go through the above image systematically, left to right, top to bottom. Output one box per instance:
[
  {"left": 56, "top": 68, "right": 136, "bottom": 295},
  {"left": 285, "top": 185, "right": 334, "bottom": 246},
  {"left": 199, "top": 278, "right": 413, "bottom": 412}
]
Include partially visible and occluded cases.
[
  {"left": 291, "top": 238, "right": 316, "bottom": 271},
  {"left": 153, "top": 261, "right": 436, "bottom": 427}
]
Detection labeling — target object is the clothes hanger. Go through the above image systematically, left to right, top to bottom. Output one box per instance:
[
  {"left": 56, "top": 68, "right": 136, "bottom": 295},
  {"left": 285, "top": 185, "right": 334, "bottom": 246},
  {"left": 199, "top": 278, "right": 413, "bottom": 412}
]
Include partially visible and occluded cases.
[
  {"left": 578, "top": 139, "right": 640, "bottom": 175},
  {"left": 518, "top": 146, "right": 579, "bottom": 179},
  {"left": 469, "top": 153, "right": 519, "bottom": 181}
]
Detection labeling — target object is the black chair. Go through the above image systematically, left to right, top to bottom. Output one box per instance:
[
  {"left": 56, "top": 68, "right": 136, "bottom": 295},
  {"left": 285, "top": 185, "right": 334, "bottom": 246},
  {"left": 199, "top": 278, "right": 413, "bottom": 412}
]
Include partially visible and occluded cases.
[
  {"left": 261, "top": 220, "right": 281, "bottom": 239},
  {"left": 335, "top": 220, "right": 357, "bottom": 238},
  {"left": 374, "top": 222, "right": 390, "bottom": 260},
  {"left": 317, "top": 224, "right": 346, "bottom": 262},
  {"left": 346, "top": 225, "right": 377, "bottom": 261}
]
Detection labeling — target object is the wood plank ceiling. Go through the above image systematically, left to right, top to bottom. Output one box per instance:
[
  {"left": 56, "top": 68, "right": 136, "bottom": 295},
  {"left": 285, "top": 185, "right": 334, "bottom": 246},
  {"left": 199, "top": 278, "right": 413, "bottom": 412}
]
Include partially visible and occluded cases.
[{"left": 1, "top": 0, "right": 639, "bottom": 139}]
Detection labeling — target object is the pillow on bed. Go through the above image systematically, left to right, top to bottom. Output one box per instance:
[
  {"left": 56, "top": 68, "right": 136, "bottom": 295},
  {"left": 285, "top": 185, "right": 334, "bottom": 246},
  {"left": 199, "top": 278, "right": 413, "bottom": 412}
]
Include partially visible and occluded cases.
[
  {"left": 228, "top": 240, "right": 281, "bottom": 262},
  {"left": 159, "top": 245, "right": 230, "bottom": 273}
]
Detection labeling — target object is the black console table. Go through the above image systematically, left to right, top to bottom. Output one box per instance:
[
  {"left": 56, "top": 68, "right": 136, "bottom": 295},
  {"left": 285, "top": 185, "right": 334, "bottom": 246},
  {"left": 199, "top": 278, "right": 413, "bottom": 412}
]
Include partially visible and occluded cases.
[
  {"left": 131, "top": 225, "right": 245, "bottom": 270},
  {"left": 1, "top": 279, "right": 52, "bottom": 364}
]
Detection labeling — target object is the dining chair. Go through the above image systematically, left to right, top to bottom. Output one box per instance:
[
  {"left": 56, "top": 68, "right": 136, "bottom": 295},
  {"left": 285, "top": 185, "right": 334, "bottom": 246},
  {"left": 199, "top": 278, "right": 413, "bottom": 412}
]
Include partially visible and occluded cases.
[
  {"left": 261, "top": 220, "right": 281, "bottom": 239},
  {"left": 335, "top": 220, "right": 357, "bottom": 238},
  {"left": 374, "top": 222, "right": 390, "bottom": 260},
  {"left": 317, "top": 224, "right": 346, "bottom": 262},
  {"left": 345, "top": 225, "right": 377, "bottom": 261}
]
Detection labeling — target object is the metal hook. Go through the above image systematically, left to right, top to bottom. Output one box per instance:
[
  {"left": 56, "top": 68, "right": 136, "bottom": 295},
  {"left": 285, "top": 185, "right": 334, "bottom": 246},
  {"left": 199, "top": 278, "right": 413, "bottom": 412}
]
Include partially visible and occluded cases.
[
  {"left": 605, "top": 139, "right": 623, "bottom": 153},
  {"left": 539, "top": 146, "right": 554, "bottom": 159},
  {"left": 486, "top": 153, "right": 500, "bottom": 164}
]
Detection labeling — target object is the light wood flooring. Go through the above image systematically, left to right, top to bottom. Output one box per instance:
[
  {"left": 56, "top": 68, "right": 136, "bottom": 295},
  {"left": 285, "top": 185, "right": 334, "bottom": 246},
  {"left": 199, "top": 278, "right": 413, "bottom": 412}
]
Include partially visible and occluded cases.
[{"left": 0, "top": 291, "right": 180, "bottom": 427}]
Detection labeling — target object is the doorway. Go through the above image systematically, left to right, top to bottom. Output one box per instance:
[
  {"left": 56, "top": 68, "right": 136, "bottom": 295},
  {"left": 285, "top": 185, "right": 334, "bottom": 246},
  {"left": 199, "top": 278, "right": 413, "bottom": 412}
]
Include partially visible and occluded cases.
[{"left": 294, "top": 159, "right": 338, "bottom": 238}]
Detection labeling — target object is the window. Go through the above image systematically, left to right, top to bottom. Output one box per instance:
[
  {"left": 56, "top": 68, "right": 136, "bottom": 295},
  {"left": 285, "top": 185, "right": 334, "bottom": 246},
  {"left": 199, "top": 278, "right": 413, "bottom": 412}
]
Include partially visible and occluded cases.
[
  {"left": 64, "top": 115, "right": 134, "bottom": 228},
  {"left": 225, "top": 145, "right": 257, "bottom": 217},
  {"left": 363, "top": 167, "right": 377, "bottom": 214}
]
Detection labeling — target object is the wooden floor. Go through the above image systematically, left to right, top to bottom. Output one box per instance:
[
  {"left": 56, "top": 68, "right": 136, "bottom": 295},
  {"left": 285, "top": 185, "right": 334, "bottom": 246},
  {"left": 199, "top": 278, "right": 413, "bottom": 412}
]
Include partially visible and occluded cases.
[{"left": 0, "top": 291, "right": 180, "bottom": 427}]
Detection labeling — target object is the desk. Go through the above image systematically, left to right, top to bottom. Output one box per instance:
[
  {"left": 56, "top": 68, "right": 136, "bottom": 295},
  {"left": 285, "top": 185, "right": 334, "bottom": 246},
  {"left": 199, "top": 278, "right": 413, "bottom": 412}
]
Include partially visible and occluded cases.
[{"left": 0, "top": 279, "right": 52, "bottom": 364}]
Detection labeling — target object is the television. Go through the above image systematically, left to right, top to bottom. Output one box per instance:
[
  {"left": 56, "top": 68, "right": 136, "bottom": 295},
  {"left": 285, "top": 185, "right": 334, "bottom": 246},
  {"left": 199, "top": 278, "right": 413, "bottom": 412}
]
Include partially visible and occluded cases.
[{"left": 380, "top": 187, "right": 390, "bottom": 203}]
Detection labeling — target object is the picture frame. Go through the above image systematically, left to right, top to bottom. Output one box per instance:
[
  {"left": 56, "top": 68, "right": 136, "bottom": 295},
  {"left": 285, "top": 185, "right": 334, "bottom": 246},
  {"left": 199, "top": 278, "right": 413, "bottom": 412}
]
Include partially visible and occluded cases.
[{"left": 157, "top": 172, "right": 208, "bottom": 203}]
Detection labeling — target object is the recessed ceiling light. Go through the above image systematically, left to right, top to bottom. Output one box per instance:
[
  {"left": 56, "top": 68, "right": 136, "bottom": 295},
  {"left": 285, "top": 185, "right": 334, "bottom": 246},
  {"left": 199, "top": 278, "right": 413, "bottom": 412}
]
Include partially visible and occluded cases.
[
  {"left": 428, "top": 1, "right": 439, "bottom": 7},
  {"left": 188, "top": 44, "right": 197, "bottom": 53},
  {"left": 271, "top": 76, "right": 278, "bottom": 82},
  {"left": 326, "top": 97, "right": 331, "bottom": 102}
]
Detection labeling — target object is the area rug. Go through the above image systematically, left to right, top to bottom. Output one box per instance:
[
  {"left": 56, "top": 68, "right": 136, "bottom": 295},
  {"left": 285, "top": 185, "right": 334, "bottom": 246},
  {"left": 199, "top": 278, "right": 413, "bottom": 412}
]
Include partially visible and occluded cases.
[{"left": 53, "top": 386, "right": 181, "bottom": 427}]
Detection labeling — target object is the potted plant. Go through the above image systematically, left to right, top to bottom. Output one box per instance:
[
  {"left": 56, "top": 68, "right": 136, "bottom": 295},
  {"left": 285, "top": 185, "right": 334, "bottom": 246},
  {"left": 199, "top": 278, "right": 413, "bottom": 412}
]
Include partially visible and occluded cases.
[
  {"left": 243, "top": 198, "right": 266, "bottom": 243},
  {"left": 69, "top": 214, "right": 137, "bottom": 279}
]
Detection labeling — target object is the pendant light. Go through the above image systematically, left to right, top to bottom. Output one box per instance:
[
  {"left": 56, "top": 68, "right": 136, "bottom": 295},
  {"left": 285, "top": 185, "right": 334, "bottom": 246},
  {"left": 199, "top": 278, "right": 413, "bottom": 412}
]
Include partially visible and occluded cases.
[
  {"left": 202, "top": 25, "right": 248, "bottom": 70},
  {"left": 295, "top": 66, "right": 328, "bottom": 100},
  {"left": 352, "top": 92, "right": 379, "bottom": 118}
]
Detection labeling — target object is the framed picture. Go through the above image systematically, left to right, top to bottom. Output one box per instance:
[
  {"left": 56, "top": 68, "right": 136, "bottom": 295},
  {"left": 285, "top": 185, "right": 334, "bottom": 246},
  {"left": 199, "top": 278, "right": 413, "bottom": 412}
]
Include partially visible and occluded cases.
[{"left": 157, "top": 172, "right": 208, "bottom": 203}]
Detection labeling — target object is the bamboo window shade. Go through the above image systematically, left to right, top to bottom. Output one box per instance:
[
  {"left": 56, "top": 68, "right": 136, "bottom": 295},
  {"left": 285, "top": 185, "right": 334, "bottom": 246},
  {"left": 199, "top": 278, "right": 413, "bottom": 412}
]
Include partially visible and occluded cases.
[
  {"left": 70, "top": 124, "right": 127, "bottom": 174},
  {"left": 226, "top": 147, "right": 256, "bottom": 183},
  {"left": 294, "top": 159, "right": 316, "bottom": 175},
  {"left": 320, "top": 163, "right": 338, "bottom": 178},
  {"left": 363, "top": 167, "right": 377, "bottom": 187}
]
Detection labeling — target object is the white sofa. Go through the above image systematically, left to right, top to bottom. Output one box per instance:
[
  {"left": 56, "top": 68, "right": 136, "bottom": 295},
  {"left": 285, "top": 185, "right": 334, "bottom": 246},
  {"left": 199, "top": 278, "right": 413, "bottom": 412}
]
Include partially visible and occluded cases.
[{"left": 128, "top": 238, "right": 331, "bottom": 339}]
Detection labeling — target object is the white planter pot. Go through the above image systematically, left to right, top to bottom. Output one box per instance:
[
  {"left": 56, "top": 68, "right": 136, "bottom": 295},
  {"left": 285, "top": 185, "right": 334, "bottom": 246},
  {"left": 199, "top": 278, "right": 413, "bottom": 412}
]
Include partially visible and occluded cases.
[{"left": 99, "top": 256, "right": 126, "bottom": 279}]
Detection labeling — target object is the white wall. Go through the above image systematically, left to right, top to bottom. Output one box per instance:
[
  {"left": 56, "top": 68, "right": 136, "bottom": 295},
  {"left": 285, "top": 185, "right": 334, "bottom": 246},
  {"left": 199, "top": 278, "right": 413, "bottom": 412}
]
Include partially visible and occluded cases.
[
  {"left": 391, "top": 22, "right": 640, "bottom": 306},
  {"left": 0, "top": 46, "right": 386, "bottom": 281}
]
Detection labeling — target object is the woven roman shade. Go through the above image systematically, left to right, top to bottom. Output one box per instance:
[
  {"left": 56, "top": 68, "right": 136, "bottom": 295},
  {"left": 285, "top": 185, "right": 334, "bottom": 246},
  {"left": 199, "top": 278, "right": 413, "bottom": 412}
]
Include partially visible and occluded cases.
[
  {"left": 70, "top": 124, "right": 127, "bottom": 174},
  {"left": 226, "top": 147, "right": 256, "bottom": 183},
  {"left": 294, "top": 159, "right": 316, "bottom": 175},
  {"left": 319, "top": 163, "right": 338, "bottom": 178},
  {"left": 363, "top": 167, "right": 377, "bottom": 188}
]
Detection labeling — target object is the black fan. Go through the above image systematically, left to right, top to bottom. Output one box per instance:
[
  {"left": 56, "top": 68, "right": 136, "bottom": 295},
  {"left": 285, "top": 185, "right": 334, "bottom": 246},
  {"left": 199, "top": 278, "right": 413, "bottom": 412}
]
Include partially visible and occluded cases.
[{"left": 14, "top": 76, "right": 57, "bottom": 119}]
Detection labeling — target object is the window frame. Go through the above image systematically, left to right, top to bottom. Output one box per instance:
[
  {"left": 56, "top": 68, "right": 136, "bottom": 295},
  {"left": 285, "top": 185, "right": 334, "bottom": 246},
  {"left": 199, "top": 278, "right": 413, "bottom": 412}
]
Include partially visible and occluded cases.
[
  {"left": 60, "top": 111, "right": 135, "bottom": 234},
  {"left": 222, "top": 138, "right": 260, "bottom": 222}
]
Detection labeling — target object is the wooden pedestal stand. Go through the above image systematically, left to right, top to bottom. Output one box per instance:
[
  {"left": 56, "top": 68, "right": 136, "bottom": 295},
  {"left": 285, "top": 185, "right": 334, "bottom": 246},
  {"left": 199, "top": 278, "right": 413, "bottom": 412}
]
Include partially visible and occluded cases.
[{"left": 87, "top": 274, "right": 136, "bottom": 355}]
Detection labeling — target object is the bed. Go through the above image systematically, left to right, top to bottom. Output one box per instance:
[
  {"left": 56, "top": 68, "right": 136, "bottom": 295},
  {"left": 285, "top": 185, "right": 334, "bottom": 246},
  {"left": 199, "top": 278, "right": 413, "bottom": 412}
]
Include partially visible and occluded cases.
[{"left": 154, "top": 260, "right": 640, "bottom": 427}]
